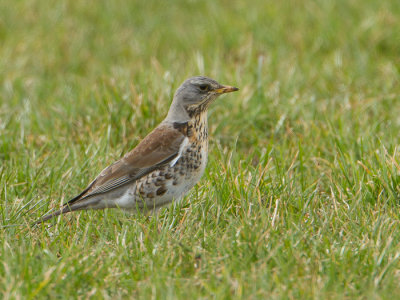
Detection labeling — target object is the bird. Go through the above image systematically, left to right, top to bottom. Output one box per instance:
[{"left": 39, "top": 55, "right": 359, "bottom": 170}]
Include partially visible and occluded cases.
[{"left": 34, "top": 76, "right": 238, "bottom": 224}]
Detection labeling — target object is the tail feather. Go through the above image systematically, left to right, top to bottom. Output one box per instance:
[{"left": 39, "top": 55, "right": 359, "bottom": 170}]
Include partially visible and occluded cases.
[
  {"left": 32, "top": 195, "right": 104, "bottom": 226},
  {"left": 32, "top": 205, "right": 74, "bottom": 226}
]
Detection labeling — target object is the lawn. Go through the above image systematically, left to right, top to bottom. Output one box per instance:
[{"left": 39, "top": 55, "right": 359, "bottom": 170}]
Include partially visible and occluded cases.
[{"left": 1, "top": 0, "right": 400, "bottom": 298}]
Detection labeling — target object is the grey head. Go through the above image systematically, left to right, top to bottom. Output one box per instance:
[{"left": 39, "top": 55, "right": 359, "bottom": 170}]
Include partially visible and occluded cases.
[{"left": 165, "top": 76, "right": 239, "bottom": 123}]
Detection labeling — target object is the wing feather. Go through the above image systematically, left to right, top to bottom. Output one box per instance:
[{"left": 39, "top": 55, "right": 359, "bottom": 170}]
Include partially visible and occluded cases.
[{"left": 63, "top": 123, "right": 187, "bottom": 206}]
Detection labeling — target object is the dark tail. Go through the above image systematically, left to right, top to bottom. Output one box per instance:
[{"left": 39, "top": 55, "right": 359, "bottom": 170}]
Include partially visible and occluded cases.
[
  {"left": 32, "top": 184, "right": 94, "bottom": 226},
  {"left": 32, "top": 205, "right": 74, "bottom": 226}
]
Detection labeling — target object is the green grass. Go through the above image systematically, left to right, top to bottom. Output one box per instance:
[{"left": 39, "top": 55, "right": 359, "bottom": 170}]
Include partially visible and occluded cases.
[{"left": 1, "top": 0, "right": 400, "bottom": 298}]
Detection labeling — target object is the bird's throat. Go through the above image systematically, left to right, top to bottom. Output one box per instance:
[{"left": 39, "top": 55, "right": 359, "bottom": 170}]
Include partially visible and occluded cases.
[{"left": 188, "top": 111, "right": 208, "bottom": 143}]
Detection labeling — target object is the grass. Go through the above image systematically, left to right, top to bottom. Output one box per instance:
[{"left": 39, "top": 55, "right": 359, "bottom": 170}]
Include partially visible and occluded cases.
[{"left": 1, "top": 0, "right": 400, "bottom": 298}]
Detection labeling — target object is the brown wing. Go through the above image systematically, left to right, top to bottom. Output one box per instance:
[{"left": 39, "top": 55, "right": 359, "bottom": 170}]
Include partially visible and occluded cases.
[{"left": 64, "top": 123, "right": 187, "bottom": 205}]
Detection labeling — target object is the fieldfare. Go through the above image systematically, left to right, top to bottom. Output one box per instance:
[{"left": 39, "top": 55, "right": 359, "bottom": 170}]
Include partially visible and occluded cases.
[{"left": 35, "top": 76, "right": 238, "bottom": 224}]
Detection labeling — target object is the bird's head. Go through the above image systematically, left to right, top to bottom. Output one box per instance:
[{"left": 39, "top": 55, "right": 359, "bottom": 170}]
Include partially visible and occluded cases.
[{"left": 166, "top": 76, "right": 239, "bottom": 122}]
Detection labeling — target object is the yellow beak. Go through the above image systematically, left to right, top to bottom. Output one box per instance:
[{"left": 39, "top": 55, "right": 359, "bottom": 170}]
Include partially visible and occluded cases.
[{"left": 214, "top": 85, "right": 239, "bottom": 94}]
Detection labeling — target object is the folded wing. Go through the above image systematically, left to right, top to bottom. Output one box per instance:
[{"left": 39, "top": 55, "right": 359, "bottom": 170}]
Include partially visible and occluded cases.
[{"left": 65, "top": 123, "right": 186, "bottom": 206}]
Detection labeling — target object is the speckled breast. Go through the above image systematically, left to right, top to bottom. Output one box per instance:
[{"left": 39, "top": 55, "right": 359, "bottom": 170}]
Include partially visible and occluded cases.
[{"left": 132, "top": 112, "right": 209, "bottom": 210}]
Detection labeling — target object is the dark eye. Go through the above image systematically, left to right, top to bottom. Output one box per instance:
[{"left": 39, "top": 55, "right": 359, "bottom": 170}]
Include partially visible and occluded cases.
[{"left": 199, "top": 84, "right": 209, "bottom": 92}]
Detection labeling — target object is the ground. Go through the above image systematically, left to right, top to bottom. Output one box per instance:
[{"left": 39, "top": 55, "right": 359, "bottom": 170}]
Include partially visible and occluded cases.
[{"left": 1, "top": 0, "right": 400, "bottom": 298}]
